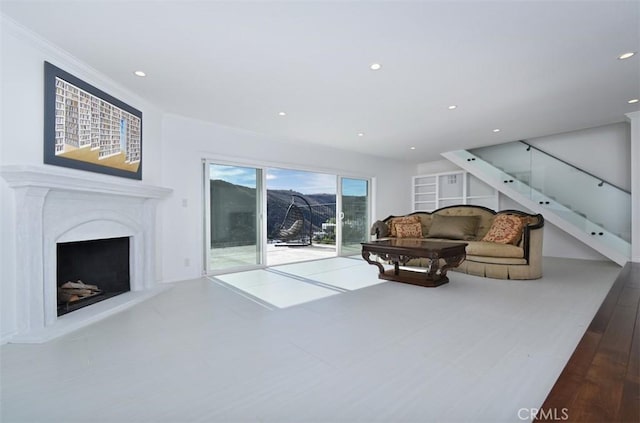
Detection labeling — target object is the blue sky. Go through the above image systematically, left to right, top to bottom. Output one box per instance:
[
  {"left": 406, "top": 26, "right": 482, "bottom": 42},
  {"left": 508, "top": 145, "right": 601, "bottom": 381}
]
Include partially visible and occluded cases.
[
  {"left": 210, "top": 165, "right": 366, "bottom": 196},
  {"left": 210, "top": 165, "right": 258, "bottom": 188},
  {"left": 267, "top": 168, "right": 335, "bottom": 194}
]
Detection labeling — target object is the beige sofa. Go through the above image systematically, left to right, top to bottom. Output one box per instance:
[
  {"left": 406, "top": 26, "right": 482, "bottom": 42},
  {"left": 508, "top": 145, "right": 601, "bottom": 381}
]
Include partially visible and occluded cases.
[{"left": 371, "top": 205, "right": 544, "bottom": 280}]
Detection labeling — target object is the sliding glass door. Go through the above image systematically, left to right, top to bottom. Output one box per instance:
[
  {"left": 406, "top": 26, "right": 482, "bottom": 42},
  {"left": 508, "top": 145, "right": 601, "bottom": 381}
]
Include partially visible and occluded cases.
[
  {"left": 204, "top": 160, "right": 371, "bottom": 273},
  {"left": 205, "top": 163, "right": 263, "bottom": 273},
  {"left": 339, "top": 177, "right": 370, "bottom": 256}
]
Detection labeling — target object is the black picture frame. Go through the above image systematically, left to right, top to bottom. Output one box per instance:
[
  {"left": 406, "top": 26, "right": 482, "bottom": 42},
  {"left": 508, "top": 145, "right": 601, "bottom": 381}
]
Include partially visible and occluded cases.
[{"left": 44, "top": 61, "right": 143, "bottom": 180}]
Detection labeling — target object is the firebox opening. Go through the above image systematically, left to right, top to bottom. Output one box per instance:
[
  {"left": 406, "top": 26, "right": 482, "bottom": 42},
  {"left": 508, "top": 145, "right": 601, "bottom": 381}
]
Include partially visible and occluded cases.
[{"left": 57, "top": 236, "right": 131, "bottom": 317}]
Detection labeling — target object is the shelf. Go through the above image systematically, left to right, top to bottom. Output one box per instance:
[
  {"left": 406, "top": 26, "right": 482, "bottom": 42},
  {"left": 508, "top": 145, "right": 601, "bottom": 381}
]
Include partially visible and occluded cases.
[{"left": 413, "top": 171, "right": 497, "bottom": 212}]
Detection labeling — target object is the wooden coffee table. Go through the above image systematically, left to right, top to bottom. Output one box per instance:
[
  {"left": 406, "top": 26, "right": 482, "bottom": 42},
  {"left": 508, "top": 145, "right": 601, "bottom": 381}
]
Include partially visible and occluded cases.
[{"left": 361, "top": 239, "right": 467, "bottom": 287}]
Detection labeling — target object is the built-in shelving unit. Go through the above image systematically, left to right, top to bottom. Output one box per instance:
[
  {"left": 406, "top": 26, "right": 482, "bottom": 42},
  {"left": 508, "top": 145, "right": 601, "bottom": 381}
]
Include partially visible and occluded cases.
[
  {"left": 412, "top": 171, "right": 498, "bottom": 212},
  {"left": 413, "top": 174, "right": 437, "bottom": 211}
]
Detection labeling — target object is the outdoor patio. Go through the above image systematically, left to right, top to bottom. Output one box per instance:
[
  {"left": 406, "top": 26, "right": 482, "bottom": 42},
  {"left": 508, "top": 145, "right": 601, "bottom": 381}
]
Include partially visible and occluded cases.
[{"left": 209, "top": 242, "right": 338, "bottom": 272}]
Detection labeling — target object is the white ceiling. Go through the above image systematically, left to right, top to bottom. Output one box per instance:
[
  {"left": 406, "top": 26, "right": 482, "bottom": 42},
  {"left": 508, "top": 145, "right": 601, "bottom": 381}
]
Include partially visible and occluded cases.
[{"left": 2, "top": 0, "right": 639, "bottom": 163}]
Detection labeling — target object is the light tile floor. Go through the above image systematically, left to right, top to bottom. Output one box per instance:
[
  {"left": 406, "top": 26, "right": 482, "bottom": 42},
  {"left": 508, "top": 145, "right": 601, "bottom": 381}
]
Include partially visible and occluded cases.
[
  {"left": 0, "top": 257, "right": 621, "bottom": 423},
  {"left": 213, "top": 257, "right": 387, "bottom": 309}
]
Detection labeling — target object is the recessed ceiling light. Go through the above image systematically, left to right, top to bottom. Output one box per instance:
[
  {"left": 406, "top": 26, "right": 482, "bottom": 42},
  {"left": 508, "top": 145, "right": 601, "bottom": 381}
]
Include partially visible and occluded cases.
[
  {"left": 618, "top": 52, "right": 636, "bottom": 60},
  {"left": 370, "top": 63, "right": 382, "bottom": 71},
  {"left": 134, "top": 70, "right": 146, "bottom": 77},
  {"left": 629, "top": 99, "right": 639, "bottom": 104},
  {"left": 448, "top": 105, "right": 457, "bottom": 110},
  {"left": 278, "top": 111, "right": 287, "bottom": 116},
  {"left": 492, "top": 128, "right": 501, "bottom": 133},
  {"left": 357, "top": 132, "right": 365, "bottom": 137},
  {"left": 410, "top": 146, "right": 416, "bottom": 150}
]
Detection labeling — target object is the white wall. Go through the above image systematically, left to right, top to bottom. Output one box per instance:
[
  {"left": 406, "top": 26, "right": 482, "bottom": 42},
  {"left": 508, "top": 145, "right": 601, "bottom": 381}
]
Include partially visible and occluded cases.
[
  {"left": 0, "top": 18, "right": 164, "bottom": 342},
  {"left": 159, "top": 114, "right": 414, "bottom": 282},
  {"left": 527, "top": 122, "right": 631, "bottom": 192},
  {"left": 416, "top": 159, "right": 460, "bottom": 175}
]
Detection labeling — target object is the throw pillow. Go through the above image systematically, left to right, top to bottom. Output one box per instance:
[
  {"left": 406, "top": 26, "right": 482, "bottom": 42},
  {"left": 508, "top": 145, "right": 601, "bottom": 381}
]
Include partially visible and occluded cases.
[
  {"left": 426, "top": 214, "right": 479, "bottom": 240},
  {"left": 482, "top": 214, "right": 524, "bottom": 244},
  {"left": 388, "top": 215, "right": 421, "bottom": 237},
  {"left": 395, "top": 222, "right": 423, "bottom": 238}
]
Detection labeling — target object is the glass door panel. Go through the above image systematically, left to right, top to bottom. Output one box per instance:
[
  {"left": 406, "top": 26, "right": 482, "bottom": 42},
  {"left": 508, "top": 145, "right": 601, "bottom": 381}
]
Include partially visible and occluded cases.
[
  {"left": 207, "top": 163, "right": 262, "bottom": 272},
  {"left": 265, "top": 168, "right": 336, "bottom": 265},
  {"left": 340, "top": 177, "right": 369, "bottom": 256}
]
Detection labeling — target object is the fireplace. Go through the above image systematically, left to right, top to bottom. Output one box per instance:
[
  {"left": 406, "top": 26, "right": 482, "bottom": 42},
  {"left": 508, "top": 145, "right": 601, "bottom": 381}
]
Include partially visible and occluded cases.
[
  {"left": 1, "top": 165, "right": 172, "bottom": 343},
  {"left": 57, "top": 237, "right": 131, "bottom": 316}
]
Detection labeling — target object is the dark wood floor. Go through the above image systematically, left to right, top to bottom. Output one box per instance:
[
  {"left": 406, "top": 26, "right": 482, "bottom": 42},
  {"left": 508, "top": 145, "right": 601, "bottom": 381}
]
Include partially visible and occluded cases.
[{"left": 536, "top": 262, "right": 639, "bottom": 422}]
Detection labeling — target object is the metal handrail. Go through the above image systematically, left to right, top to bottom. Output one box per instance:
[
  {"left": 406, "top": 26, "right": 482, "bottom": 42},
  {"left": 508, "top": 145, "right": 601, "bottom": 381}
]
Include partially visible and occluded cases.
[{"left": 518, "top": 140, "right": 631, "bottom": 195}]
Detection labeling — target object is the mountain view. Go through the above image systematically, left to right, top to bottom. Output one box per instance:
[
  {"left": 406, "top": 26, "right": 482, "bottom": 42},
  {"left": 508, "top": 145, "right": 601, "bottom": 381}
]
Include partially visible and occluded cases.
[
  {"left": 210, "top": 179, "right": 367, "bottom": 248},
  {"left": 210, "top": 180, "right": 337, "bottom": 247}
]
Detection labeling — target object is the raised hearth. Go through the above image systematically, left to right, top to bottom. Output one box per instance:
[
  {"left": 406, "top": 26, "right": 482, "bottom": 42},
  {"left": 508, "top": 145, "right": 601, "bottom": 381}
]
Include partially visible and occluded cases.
[{"left": 1, "top": 165, "right": 172, "bottom": 342}]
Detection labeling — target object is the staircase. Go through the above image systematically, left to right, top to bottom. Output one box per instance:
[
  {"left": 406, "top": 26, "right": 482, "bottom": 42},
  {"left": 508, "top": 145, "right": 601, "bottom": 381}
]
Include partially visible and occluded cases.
[{"left": 442, "top": 141, "right": 631, "bottom": 266}]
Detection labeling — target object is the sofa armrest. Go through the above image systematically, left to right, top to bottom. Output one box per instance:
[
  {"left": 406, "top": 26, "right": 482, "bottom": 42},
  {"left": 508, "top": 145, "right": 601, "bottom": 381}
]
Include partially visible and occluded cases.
[
  {"left": 521, "top": 214, "right": 544, "bottom": 263},
  {"left": 370, "top": 220, "right": 389, "bottom": 238}
]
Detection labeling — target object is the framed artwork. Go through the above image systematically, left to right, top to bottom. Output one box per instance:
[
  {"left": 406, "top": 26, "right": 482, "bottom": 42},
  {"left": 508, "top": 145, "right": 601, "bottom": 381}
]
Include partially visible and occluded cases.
[{"left": 43, "top": 61, "right": 142, "bottom": 180}]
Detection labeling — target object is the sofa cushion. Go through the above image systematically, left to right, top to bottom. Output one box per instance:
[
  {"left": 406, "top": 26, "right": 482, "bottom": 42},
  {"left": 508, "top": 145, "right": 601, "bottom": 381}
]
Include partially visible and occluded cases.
[
  {"left": 435, "top": 207, "right": 495, "bottom": 239},
  {"left": 416, "top": 214, "right": 434, "bottom": 237},
  {"left": 426, "top": 214, "right": 479, "bottom": 240},
  {"left": 482, "top": 214, "right": 524, "bottom": 244},
  {"left": 388, "top": 215, "right": 421, "bottom": 237},
  {"left": 395, "top": 222, "right": 423, "bottom": 238},
  {"left": 426, "top": 238, "right": 524, "bottom": 258},
  {"left": 465, "top": 240, "right": 524, "bottom": 258},
  {"left": 465, "top": 255, "right": 528, "bottom": 265}
]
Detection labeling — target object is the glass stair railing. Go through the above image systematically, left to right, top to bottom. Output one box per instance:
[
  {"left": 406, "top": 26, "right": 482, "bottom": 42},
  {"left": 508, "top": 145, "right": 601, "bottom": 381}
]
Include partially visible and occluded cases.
[{"left": 442, "top": 142, "right": 631, "bottom": 266}]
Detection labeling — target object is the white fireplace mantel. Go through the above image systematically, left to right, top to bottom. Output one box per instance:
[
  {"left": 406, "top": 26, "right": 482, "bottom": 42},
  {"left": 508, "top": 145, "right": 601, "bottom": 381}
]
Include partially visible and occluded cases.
[
  {"left": 1, "top": 165, "right": 172, "bottom": 343},
  {"left": 1, "top": 165, "right": 171, "bottom": 198}
]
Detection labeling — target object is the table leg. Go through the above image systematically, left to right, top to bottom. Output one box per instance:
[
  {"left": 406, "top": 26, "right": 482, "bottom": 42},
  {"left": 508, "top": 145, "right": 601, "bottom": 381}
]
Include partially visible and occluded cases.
[
  {"left": 361, "top": 250, "right": 385, "bottom": 275},
  {"left": 425, "top": 253, "right": 441, "bottom": 281},
  {"left": 440, "top": 253, "right": 467, "bottom": 275}
]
